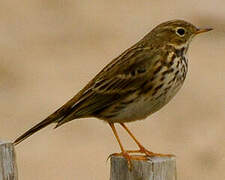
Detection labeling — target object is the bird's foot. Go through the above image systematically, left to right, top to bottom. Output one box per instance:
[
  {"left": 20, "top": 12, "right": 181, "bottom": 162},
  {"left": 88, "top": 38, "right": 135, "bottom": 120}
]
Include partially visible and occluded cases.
[
  {"left": 127, "top": 146, "right": 174, "bottom": 158},
  {"left": 108, "top": 147, "right": 174, "bottom": 170},
  {"left": 108, "top": 151, "right": 153, "bottom": 170},
  {"left": 109, "top": 151, "right": 136, "bottom": 170}
]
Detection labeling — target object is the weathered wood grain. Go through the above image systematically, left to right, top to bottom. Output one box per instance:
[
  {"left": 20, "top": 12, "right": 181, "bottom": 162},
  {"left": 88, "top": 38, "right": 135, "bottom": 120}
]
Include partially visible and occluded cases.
[
  {"left": 0, "top": 141, "right": 18, "bottom": 180},
  {"left": 110, "top": 155, "right": 177, "bottom": 180}
]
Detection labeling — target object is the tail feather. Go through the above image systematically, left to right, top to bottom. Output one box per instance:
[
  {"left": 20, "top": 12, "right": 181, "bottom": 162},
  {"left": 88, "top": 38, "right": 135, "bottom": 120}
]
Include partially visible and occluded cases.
[
  {"left": 14, "top": 85, "right": 91, "bottom": 145},
  {"left": 14, "top": 116, "right": 57, "bottom": 145}
]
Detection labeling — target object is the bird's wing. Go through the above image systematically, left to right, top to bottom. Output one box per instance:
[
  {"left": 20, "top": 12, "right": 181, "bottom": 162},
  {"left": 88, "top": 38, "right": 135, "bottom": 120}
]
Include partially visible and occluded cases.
[
  {"left": 14, "top": 45, "right": 162, "bottom": 145},
  {"left": 56, "top": 46, "right": 162, "bottom": 126}
]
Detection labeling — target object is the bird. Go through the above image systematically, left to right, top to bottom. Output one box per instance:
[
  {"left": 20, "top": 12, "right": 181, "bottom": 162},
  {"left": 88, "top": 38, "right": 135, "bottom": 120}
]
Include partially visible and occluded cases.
[{"left": 14, "top": 20, "right": 212, "bottom": 168}]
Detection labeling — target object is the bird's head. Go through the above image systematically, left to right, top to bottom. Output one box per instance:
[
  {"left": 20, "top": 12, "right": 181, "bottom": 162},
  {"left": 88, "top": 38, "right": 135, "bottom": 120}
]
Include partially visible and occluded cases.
[{"left": 150, "top": 20, "right": 212, "bottom": 48}]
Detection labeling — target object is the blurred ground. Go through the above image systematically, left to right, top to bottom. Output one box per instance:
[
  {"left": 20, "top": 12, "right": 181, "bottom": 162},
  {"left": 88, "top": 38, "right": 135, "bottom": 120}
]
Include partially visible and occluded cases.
[{"left": 0, "top": 0, "right": 224, "bottom": 180}]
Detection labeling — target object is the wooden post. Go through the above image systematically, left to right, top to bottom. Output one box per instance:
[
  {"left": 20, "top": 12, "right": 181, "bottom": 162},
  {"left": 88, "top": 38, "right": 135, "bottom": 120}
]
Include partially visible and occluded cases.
[
  {"left": 0, "top": 141, "right": 18, "bottom": 180},
  {"left": 110, "top": 155, "right": 177, "bottom": 180}
]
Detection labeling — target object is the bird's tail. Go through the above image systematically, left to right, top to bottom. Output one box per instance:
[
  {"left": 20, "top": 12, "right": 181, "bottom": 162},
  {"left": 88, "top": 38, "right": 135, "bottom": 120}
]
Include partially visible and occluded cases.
[
  {"left": 14, "top": 88, "right": 86, "bottom": 145},
  {"left": 13, "top": 97, "right": 74, "bottom": 145},
  {"left": 13, "top": 115, "right": 58, "bottom": 145}
]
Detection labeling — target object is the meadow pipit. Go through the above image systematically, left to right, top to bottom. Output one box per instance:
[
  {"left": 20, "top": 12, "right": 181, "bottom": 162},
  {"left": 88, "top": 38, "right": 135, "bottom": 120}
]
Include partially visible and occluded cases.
[{"left": 14, "top": 20, "right": 212, "bottom": 168}]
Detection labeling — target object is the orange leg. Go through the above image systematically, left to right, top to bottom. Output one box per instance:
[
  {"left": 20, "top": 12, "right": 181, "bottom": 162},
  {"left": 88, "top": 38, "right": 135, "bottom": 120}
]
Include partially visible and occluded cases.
[
  {"left": 108, "top": 123, "right": 133, "bottom": 169},
  {"left": 108, "top": 123, "right": 173, "bottom": 170},
  {"left": 119, "top": 123, "right": 154, "bottom": 156},
  {"left": 120, "top": 123, "right": 172, "bottom": 157}
]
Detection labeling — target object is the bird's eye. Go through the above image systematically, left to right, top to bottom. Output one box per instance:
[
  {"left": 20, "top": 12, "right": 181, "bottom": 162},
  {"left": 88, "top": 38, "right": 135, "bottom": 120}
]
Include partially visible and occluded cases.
[{"left": 176, "top": 27, "right": 186, "bottom": 37}]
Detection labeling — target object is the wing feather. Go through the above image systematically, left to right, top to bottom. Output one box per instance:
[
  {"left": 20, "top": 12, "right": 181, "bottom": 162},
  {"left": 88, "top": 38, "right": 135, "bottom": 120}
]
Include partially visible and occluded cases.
[{"left": 56, "top": 46, "right": 161, "bottom": 126}]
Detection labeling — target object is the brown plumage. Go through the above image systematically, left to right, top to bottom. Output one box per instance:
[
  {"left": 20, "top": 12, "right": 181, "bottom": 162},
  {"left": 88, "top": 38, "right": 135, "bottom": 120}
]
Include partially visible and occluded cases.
[{"left": 14, "top": 20, "right": 212, "bottom": 168}]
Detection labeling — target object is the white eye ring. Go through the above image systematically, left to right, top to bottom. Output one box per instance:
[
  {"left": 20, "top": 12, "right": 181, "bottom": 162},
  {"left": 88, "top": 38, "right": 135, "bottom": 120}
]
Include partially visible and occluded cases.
[{"left": 175, "top": 27, "right": 186, "bottom": 37}]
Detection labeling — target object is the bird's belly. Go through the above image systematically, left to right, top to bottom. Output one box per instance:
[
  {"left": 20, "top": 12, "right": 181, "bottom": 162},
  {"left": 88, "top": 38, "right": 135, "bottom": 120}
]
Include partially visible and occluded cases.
[
  {"left": 102, "top": 55, "right": 188, "bottom": 123},
  {"left": 105, "top": 78, "right": 184, "bottom": 123},
  {"left": 106, "top": 87, "right": 181, "bottom": 123},
  {"left": 115, "top": 96, "right": 166, "bottom": 122}
]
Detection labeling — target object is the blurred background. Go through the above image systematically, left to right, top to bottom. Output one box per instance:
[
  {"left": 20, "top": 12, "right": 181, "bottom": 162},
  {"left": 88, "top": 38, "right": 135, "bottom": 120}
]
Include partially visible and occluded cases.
[{"left": 0, "top": 0, "right": 224, "bottom": 179}]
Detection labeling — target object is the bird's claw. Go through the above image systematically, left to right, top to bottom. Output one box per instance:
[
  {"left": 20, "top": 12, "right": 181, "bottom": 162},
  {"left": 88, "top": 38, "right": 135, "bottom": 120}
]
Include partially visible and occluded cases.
[{"left": 108, "top": 151, "right": 134, "bottom": 170}]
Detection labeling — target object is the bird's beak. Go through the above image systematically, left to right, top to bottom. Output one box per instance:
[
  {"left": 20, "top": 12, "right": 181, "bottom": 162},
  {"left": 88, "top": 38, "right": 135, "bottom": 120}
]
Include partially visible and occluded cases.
[{"left": 195, "top": 28, "right": 213, "bottom": 35}]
